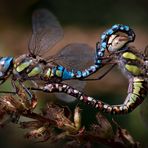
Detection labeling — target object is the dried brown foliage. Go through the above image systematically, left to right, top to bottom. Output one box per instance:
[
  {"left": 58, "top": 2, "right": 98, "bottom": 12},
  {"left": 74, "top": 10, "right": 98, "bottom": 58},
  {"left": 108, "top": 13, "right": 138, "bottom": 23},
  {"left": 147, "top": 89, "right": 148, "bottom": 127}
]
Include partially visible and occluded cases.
[{"left": 0, "top": 89, "right": 140, "bottom": 147}]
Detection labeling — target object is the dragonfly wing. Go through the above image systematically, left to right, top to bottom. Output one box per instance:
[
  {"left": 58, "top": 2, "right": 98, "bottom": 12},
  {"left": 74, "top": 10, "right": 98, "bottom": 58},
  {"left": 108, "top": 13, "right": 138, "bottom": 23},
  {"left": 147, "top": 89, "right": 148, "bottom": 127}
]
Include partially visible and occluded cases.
[
  {"left": 28, "top": 9, "right": 63, "bottom": 56},
  {"left": 54, "top": 43, "right": 95, "bottom": 102},
  {"left": 54, "top": 43, "right": 95, "bottom": 72},
  {"left": 140, "top": 46, "right": 148, "bottom": 128},
  {"left": 140, "top": 97, "right": 148, "bottom": 128}
]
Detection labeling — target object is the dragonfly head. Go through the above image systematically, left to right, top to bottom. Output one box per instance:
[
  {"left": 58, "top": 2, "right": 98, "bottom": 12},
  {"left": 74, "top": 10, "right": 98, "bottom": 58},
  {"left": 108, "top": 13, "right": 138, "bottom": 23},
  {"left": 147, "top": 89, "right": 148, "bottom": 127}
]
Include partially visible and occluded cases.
[
  {"left": 107, "top": 32, "right": 131, "bottom": 53},
  {"left": 0, "top": 57, "right": 13, "bottom": 84}
]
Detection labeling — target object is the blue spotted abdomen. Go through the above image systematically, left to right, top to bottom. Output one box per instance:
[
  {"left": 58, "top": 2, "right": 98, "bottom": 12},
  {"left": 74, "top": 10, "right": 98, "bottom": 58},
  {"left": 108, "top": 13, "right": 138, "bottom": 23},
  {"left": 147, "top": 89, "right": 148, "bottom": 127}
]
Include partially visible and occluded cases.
[
  {"left": 44, "top": 65, "right": 74, "bottom": 80},
  {"left": 44, "top": 65, "right": 102, "bottom": 80},
  {"left": 45, "top": 65, "right": 100, "bottom": 80}
]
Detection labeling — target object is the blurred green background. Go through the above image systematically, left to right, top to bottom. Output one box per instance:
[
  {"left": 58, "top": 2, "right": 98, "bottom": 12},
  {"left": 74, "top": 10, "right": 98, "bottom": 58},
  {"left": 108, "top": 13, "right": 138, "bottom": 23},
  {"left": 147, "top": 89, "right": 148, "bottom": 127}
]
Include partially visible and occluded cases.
[{"left": 0, "top": 0, "right": 148, "bottom": 147}]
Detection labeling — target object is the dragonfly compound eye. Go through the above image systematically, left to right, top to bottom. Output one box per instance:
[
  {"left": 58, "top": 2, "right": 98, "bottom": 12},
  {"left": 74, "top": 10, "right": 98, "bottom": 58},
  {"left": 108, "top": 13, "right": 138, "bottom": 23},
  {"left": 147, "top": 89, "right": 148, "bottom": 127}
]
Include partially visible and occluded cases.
[
  {"left": 107, "top": 33, "right": 129, "bottom": 52},
  {"left": 0, "top": 57, "right": 13, "bottom": 81}
]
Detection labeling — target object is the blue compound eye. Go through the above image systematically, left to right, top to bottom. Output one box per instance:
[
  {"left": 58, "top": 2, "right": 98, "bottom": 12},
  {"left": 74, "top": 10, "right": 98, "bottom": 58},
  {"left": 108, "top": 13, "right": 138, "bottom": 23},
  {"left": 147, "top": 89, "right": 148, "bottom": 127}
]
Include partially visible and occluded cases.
[{"left": 0, "top": 57, "right": 13, "bottom": 78}]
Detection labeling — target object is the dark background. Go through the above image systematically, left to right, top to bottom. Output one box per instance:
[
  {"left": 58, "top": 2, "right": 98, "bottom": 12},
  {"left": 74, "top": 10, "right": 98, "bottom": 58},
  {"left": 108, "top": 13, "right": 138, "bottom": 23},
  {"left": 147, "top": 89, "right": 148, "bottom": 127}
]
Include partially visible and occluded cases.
[{"left": 0, "top": 0, "right": 148, "bottom": 147}]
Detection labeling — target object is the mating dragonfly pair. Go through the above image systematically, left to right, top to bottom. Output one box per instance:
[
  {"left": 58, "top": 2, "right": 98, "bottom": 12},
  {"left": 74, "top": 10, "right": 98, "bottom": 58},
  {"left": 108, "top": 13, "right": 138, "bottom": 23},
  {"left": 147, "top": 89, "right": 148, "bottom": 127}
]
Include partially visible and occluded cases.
[{"left": 0, "top": 9, "right": 147, "bottom": 120}]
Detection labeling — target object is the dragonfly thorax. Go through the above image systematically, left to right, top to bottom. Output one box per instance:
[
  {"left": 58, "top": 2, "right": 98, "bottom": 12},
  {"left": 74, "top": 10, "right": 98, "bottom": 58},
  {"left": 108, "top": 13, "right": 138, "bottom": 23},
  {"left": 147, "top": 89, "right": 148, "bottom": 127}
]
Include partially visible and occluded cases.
[
  {"left": 117, "top": 48, "right": 145, "bottom": 78},
  {"left": 13, "top": 54, "right": 63, "bottom": 82}
]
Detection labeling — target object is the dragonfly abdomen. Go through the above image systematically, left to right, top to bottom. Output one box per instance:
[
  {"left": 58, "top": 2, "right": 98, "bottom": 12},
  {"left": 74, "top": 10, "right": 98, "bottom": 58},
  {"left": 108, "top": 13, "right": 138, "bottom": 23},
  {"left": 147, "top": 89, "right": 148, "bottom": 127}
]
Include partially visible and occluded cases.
[
  {"left": 44, "top": 65, "right": 74, "bottom": 80},
  {"left": 44, "top": 65, "right": 102, "bottom": 80},
  {"left": 33, "top": 76, "right": 147, "bottom": 115},
  {"left": 80, "top": 77, "right": 147, "bottom": 114},
  {"left": 99, "top": 77, "right": 147, "bottom": 114},
  {"left": 123, "top": 77, "right": 147, "bottom": 111},
  {"left": 73, "top": 78, "right": 147, "bottom": 114}
]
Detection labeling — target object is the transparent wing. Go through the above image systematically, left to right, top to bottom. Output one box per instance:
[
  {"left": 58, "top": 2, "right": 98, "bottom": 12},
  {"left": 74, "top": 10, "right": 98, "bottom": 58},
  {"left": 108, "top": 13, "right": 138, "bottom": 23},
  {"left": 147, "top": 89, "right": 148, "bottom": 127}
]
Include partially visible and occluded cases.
[
  {"left": 28, "top": 9, "right": 63, "bottom": 56},
  {"left": 54, "top": 43, "right": 95, "bottom": 102},
  {"left": 54, "top": 43, "right": 95, "bottom": 72},
  {"left": 140, "top": 97, "right": 148, "bottom": 128}
]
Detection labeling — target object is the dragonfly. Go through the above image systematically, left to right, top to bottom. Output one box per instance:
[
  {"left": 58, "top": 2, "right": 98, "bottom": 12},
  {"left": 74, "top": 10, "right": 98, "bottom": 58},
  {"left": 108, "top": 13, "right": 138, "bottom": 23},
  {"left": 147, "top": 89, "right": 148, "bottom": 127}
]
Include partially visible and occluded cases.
[
  {"left": 0, "top": 8, "right": 115, "bottom": 108},
  {"left": 30, "top": 24, "right": 147, "bottom": 115},
  {"left": 140, "top": 46, "right": 148, "bottom": 127}
]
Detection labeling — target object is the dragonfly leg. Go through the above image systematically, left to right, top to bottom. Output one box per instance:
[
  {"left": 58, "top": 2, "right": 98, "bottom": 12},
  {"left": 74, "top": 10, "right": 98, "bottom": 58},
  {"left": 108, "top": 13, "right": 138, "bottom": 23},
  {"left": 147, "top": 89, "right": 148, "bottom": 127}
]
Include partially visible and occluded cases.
[
  {"left": 11, "top": 80, "right": 37, "bottom": 109},
  {"left": 18, "top": 81, "right": 37, "bottom": 109},
  {"left": 29, "top": 81, "right": 146, "bottom": 114},
  {"left": 0, "top": 87, "right": 38, "bottom": 124},
  {"left": 0, "top": 91, "right": 16, "bottom": 94}
]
